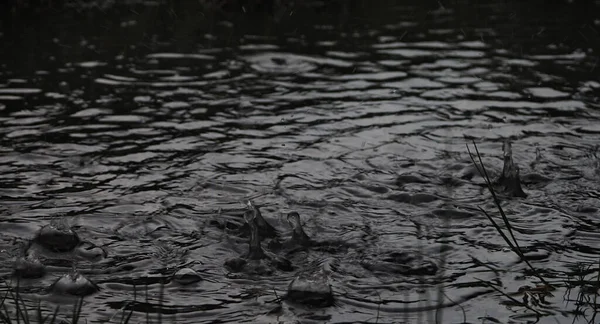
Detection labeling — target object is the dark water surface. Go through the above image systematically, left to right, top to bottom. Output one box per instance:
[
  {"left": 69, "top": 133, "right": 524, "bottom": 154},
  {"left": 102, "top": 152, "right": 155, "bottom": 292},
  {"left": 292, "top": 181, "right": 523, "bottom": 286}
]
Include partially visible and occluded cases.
[{"left": 1, "top": 0, "right": 600, "bottom": 323}]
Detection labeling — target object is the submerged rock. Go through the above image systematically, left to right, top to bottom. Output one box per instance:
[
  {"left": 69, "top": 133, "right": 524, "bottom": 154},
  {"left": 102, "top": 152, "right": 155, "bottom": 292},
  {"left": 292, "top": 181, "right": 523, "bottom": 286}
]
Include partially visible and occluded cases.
[
  {"left": 496, "top": 140, "right": 527, "bottom": 198},
  {"left": 35, "top": 224, "right": 80, "bottom": 252},
  {"left": 361, "top": 251, "right": 438, "bottom": 276},
  {"left": 14, "top": 253, "right": 45, "bottom": 279},
  {"left": 286, "top": 260, "right": 334, "bottom": 307},
  {"left": 172, "top": 268, "right": 202, "bottom": 285},
  {"left": 50, "top": 271, "right": 99, "bottom": 296}
]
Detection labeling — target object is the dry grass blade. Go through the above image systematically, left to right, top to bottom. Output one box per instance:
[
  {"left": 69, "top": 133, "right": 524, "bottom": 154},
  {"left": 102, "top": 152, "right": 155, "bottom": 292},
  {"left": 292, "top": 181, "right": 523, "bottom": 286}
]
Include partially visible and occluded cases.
[
  {"left": 466, "top": 141, "right": 551, "bottom": 287},
  {"left": 467, "top": 143, "right": 522, "bottom": 251},
  {"left": 590, "top": 258, "right": 600, "bottom": 324},
  {"left": 0, "top": 278, "right": 77, "bottom": 324},
  {"left": 475, "top": 278, "right": 543, "bottom": 316},
  {"left": 13, "top": 282, "right": 29, "bottom": 324},
  {"left": 120, "top": 285, "right": 136, "bottom": 324},
  {"left": 439, "top": 290, "right": 466, "bottom": 324},
  {"left": 71, "top": 297, "right": 83, "bottom": 324},
  {"left": 35, "top": 301, "right": 43, "bottom": 324},
  {"left": 48, "top": 305, "right": 60, "bottom": 324}
]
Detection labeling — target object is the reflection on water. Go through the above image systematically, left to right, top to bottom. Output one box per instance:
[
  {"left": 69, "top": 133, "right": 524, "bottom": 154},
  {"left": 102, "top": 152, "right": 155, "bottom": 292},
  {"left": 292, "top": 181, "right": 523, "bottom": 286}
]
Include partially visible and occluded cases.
[{"left": 1, "top": 0, "right": 600, "bottom": 323}]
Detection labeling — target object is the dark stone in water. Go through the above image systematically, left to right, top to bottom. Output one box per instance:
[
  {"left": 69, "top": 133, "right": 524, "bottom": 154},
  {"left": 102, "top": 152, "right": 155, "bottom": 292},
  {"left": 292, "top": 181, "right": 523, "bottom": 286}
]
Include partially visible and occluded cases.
[
  {"left": 496, "top": 140, "right": 527, "bottom": 198},
  {"left": 35, "top": 224, "right": 80, "bottom": 252},
  {"left": 361, "top": 251, "right": 438, "bottom": 276},
  {"left": 14, "top": 254, "right": 45, "bottom": 279},
  {"left": 286, "top": 261, "right": 334, "bottom": 307},
  {"left": 172, "top": 268, "right": 202, "bottom": 285},
  {"left": 50, "top": 272, "right": 99, "bottom": 296}
]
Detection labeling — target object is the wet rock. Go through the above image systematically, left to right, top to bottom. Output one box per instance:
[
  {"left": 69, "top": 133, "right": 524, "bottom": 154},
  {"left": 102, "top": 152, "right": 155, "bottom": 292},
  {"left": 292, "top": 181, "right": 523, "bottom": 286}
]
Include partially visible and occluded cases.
[
  {"left": 496, "top": 140, "right": 527, "bottom": 198},
  {"left": 35, "top": 224, "right": 80, "bottom": 252},
  {"left": 361, "top": 251, "right": 438, "bottom": 276},
  {"left": 14, "top": 253, "right": 45, "bottom": 279},
  {"left": 286, "top": 261, "right": 334, "bottom": 307},
  {"left": 172, "top": 268, "right": 202, "bottom": 285},
  {"left": 50, "top": 272, "right": 99, "bottom": 296}
]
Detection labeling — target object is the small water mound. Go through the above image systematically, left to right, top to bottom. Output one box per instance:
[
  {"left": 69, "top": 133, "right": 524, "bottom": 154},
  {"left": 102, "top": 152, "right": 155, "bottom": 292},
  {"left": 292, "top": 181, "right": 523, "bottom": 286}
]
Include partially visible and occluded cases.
[
  {"left": 244, "top": 52, "right": 319, "bottom": 74},
  {"left": 34, "top": 224, "right": 80, "bottom": 253},
  {"left": 286, "top": 259, "right": 334, "bottom": 307},
  {"left": 172, "top": 267, "right": 202, "bottom": 285},
  {"left": 50, "top": 271, "right": 100, "bottom": 297}
]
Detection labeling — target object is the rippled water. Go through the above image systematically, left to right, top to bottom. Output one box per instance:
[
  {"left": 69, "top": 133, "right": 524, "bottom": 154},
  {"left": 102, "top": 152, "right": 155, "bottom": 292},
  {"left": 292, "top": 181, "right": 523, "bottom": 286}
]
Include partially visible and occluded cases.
[{"left": 1, "top": 0, "right": 600, "bottom": 323}]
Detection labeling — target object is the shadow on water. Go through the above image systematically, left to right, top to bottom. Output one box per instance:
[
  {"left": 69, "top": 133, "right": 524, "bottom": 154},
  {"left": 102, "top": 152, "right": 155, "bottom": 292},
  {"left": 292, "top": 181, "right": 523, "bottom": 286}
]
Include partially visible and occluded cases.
[{"left": 1, "top": 0, "right": 600, "bottom": 323}]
